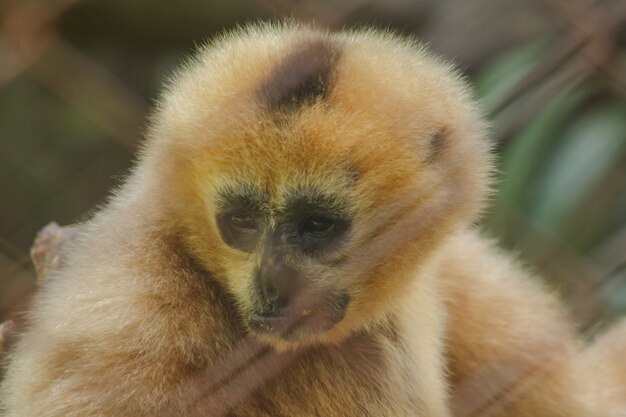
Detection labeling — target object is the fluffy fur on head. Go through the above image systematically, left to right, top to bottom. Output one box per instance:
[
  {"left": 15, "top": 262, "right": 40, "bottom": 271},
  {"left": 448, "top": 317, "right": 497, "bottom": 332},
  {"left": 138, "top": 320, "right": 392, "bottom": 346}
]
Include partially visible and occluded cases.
[{"left": 139, "top": 22, "right": 491, "bottom": 348}]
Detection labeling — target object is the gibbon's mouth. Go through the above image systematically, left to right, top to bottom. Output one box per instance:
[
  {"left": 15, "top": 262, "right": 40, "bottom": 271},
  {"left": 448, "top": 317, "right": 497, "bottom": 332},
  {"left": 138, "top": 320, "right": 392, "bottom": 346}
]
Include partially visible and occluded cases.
[{"left": 247, "top": 291, "right": 350, "bottom": 342}]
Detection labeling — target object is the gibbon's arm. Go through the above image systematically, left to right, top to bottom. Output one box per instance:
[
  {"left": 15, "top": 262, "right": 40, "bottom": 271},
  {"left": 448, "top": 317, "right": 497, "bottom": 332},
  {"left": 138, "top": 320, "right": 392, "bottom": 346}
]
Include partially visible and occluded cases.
[
  {"left": 0, "top": 220, "right": 244, "bottom": 417},
  {"left": 0, "top": 222, "right": 451, "bottom": 417},
  {"left": 439, "top": 228, "right": 624, "bottom": 417}
]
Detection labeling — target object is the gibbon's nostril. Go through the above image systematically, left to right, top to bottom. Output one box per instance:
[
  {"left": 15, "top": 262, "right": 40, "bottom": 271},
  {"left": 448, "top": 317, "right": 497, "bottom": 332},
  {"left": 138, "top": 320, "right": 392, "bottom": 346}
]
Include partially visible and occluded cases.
[
  {"left": 255, "top": 258, "right": 299, "bottom": 313},
  {"left": 262, "top": 280, "right": 280, "bottom": 304},
  {"left": 258, "top": 282, "right": 289, "bottom": 315}
]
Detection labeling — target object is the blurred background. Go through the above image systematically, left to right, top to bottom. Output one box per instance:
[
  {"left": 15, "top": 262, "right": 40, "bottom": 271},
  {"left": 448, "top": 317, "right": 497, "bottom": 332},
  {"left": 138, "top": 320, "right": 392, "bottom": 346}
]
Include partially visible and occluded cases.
[{"left": 0, "top": 0, "right": 625, "bottom": 342}]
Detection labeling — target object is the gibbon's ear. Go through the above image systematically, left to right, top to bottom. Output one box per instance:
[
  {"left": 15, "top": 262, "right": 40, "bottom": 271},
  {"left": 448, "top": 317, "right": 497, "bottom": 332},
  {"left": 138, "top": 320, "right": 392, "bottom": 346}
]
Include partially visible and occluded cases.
[{"left": 425, "top": 127, "right": 449, "bottom": 164}]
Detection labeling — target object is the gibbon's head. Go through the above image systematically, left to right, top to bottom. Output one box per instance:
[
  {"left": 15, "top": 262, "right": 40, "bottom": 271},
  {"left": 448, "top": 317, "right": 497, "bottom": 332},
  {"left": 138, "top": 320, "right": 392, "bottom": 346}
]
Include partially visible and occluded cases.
[{"left": 140, "top": 22, "right": 491, "bottom": 349}]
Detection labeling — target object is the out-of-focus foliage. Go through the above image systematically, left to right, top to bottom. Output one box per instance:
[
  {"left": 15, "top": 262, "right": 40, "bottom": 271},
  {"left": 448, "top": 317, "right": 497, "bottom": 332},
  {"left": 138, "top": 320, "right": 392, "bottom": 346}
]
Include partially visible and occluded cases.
[{"left": 478, "top": 42, "right": 626, "bottom": 326}]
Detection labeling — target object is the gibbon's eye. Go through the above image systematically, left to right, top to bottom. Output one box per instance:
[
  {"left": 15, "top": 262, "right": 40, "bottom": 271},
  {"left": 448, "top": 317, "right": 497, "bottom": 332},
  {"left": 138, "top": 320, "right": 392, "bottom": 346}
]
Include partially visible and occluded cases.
[
  {"left": 216, "top": 211, "right": 261, "bottom": 253},
  {"left": 228, "top": 212, "right": 257, "bottom": 230},
  {"left": 300, "top": 215, "right": 336, "bottom": 236}
]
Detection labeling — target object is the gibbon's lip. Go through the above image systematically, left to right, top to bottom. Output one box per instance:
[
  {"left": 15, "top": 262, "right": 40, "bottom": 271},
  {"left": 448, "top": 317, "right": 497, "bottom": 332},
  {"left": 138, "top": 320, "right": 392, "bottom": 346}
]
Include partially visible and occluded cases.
[
  {"left": 247, "top": 292, "right": 350, "bottom": 341},
  {"left": 247, "top": 310, "right": 315, "bottom": 336},
  {"left": 247, "top": 311, "right": 338, "bottom": 342},
  {"left": 248, "top": 312, "right": 284, "bottom": 333}
]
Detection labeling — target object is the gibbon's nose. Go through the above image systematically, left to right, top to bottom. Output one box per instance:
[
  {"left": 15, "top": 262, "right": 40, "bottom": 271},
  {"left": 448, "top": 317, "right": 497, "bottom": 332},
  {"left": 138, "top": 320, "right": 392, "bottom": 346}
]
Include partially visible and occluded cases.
[{"left": 254, "top": 256, "right": 302, "bottom": 316}]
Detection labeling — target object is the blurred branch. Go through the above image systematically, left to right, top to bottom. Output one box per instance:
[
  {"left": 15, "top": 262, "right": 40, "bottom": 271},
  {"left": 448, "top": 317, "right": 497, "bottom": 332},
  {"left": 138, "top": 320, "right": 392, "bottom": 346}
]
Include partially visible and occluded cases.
[
  {"left": 0, "top": 0, "right": 80, "bottom": 85},
  {"left": 1, "top": 0, "right": 146, "bottom": 148},
  {"left": 492, "top": 0, "right": 626, "bottom": 148},
  {"left": 537, "top": 0, "right": 626, "bottom": 95},
  {"left": 27, "top": 34, "right": 146, "bottom": 148},
  {"left": 486, "top": 34, "right": 589, "bottom": 116},
  {"left": 494, "top": 65, "right": 587, "bottom": 148},
  {"left": 593, "top": 223, "right": 626, "bottom": 273},
  {"left": 0, "top": 236, "right": 30, "bottom": 267}
]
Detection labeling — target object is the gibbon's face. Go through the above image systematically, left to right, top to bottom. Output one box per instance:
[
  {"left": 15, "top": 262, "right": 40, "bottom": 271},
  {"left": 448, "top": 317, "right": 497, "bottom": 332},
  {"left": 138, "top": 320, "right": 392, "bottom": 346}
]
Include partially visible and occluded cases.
[{"left": 148, "top": 26, "right": 490, "bottom": 348}]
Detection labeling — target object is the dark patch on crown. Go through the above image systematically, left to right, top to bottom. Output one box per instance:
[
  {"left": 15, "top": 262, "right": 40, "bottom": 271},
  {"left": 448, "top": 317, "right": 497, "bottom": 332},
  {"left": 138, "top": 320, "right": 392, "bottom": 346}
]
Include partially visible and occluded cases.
[
  {"left": 259, "top": 38, "right": 340, "bottom": 111},
  {"left": 425, "top": 128, "right": 449, "bottom": 163}
]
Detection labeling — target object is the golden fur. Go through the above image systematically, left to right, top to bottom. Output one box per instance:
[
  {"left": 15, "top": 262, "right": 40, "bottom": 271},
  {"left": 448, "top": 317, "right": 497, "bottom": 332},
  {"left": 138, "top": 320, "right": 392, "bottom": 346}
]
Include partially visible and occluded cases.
[{"left": 1, "top": 22, "right": 624, "bottom": 417}]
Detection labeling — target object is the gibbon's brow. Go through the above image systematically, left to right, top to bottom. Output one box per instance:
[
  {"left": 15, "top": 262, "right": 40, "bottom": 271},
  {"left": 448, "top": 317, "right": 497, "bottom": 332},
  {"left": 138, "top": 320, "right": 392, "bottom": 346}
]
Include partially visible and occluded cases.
[
  {"left": 258, "top": 38, "right": 341, "bottom": 110},
  {"left": 216, "top": 185, "right": 268, "bottom": 211},
  {"left": 282, "top": 187, "right": 350, "bottom": 217}
]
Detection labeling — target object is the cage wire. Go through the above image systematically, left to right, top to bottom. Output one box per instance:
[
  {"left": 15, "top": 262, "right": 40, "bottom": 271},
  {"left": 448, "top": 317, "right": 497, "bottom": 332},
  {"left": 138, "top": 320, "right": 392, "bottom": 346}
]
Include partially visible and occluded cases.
[{"left": 0, "top": 0, "right": 625, "bottom": 415}]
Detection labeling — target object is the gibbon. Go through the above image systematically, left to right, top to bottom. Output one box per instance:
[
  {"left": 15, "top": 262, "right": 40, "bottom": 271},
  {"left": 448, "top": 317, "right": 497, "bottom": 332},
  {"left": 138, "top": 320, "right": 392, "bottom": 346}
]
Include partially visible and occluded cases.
[{"left": 1, "top": 22, "right": 624, "bottom": 417}]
